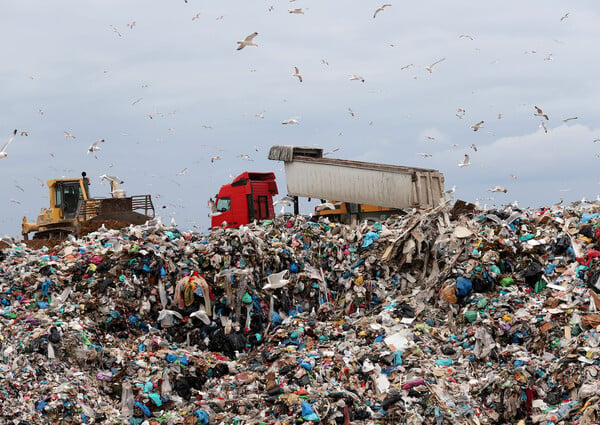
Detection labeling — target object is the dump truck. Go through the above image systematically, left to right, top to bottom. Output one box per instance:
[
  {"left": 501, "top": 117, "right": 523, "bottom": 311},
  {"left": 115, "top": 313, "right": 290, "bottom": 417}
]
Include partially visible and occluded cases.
[
  {"left": 267, "top": 145, "right": 446, "bottom": 223},
  {"left": 210, "top": 146, "right": 445, "bottom": 228},
  {"left": 22, "top": 172, "right": 156, "bottom": 240}
]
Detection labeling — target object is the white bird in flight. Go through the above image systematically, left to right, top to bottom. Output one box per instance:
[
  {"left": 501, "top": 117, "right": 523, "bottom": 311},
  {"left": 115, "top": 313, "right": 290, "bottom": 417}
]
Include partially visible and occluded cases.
[
  {"left": 373, "top": 4, "right": 391, "bottom": 18},
  {"left": 289, "top": 8, "right": 304, "bottom": 14},
  {"left": 110, "top": 25, "right": 122, "bottom": 37},
  {"left": 236, "top": 32, "right": 259, "bottom": 50},
  {"left": 424, "top": 58, "right": 446, "bottom": 73},
  {"left": 292, "top": 66, "right": 302, "bottom": 82},
  {"left": 349, "top": 74, "right": 365, "bottom": 82},
  {"left": 534, "top": 106, "right": 549, "bottom": 120},
  {"left": 282, "top": 118, "right": 300, "bottom": 125},
  {"left": 470, "top": 120, "right": 484, "bottom": 131},
  {"left": 0, "top": 129, "right": 17, "bottom": 159},
  {"left": 64, "top": 131, "right": 76, "bottom": 139},
  {"left": 87, "top": 139, "right": 104, "bottom": 156},
  {"left": 323, "top": 147, "right": 340, "bottom": 156},
  {"left": 417, "top": 153, "right": 432, "bottom": 158},
  {"left": 458, "top": 154, "right": 471, "bottom": 167},
  {"left": 210, "top": 156, "right": 222, "bottom": 163},
  {"left": 176, "top": 168, "right": 188, "bottom": 176},
  {"left": 100, "top": 174, "right": 124, "bottom": 184},
  {"left": 488, "top": 186, "right": 508, "bottom": 193},
  {"left": 273, "top": 195, "right": 295, "bottom": 207},
  {"left": 315, "top": 202, "right": 336, "bottom": 212}
]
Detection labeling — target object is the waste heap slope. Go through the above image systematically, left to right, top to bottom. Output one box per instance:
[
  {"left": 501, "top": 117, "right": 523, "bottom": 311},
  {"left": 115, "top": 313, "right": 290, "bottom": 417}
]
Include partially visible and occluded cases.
[{"left": 2, "top": 202, "right": 600, "bottom": 424}]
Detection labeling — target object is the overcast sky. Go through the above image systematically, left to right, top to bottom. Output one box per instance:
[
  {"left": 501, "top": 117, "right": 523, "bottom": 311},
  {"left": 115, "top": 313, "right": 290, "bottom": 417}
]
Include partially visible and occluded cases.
[{"left": 1, "top": 0, "right": 599, "bottom": 237}]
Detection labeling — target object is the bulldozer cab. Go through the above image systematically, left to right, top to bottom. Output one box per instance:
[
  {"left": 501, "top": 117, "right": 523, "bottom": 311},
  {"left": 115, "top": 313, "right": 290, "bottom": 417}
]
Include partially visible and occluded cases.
[{"left": 52, "top": 178, "right": 90, "bottom": 219}]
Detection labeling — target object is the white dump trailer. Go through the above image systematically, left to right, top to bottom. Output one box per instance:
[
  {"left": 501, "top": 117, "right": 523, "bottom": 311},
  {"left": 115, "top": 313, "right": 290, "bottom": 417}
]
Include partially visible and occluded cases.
[{"left": 268, "top": 145, "right": 445, "bottom": 215}]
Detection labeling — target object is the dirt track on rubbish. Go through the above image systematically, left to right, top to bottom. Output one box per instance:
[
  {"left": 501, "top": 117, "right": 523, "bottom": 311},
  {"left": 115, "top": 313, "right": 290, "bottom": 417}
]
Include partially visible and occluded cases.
[{"left": 0, "top": 219, "right": 132, "bottom": 251}]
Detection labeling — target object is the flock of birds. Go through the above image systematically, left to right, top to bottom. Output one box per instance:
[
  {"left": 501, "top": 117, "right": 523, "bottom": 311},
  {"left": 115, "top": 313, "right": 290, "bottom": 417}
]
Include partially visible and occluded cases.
[
  {"left": 2, "top": 3, "right": 596, "bottom": 230},
  {"left": 228, "top": 8, "right": 590, "bottom": 203}
]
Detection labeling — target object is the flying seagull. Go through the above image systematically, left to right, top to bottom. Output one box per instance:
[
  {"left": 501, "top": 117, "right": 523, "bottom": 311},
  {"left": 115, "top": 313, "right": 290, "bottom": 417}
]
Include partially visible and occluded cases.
[
  {"left": 373, "top": 4, "right": 391, "bottom": 18},
  {"left": 289, "top": 8, "right": 304, "bottom": 14},
  {"left": 110, "top": 25, "right": 122, "bottom": 37},
  {"left": 236, "top": 32, "right": 259, "bottom": 50},
  {"left": 425, "top": 58, "right": 446, "bottom": 73},
  {"left": 292, "top": 66, "right": 302, "bottom": 82},
  {"left": 349, "top": 74, "right": 365, "bottom": 82},
  {"left": 534, "top": 106, "right": 549, "bottom": 120},
  {"left": 282, "top": 118, "right": 300, "bottom": 125},
  {"left": 470, "top": 120, "right": 484, "bottom": 131},
  {"left": 0, "top": 129, "right": 17, "bottom": 159},
  {"left": 64, "top": 131, "right": 76, "bottom": 139},
  {"left": 87, "top": 139, "right": 105, "bottom": 157},
  {"left": 458, "top": 154, "right": 471, "bottom": 167},
  {"left": 100, "top": 174, "right": 124, "bottom": 184},
  {"left": 100, "top": 174, "right": 127, "bottom": 196},
  {"left": 488, "top": 186, "right": 508, "bottom": 193},
  {"left": 273, "top": 195, "right": 295, "bottom": 207},
  {"left": 315, "top": 202, "right": 336, "bottom": 212}
]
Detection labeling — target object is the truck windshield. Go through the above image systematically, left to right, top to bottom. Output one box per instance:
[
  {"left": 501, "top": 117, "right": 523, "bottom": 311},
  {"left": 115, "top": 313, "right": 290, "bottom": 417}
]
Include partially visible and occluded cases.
[{"left": 216, "top": 197, "right": 231, "bottom": 212}]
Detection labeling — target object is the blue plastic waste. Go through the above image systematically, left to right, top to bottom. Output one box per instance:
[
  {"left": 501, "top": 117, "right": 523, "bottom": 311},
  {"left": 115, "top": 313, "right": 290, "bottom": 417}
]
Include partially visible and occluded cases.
[
  {"left": 362, "top": 231, "right": 380, "bottom": 247},
  {"left": 456, "top": 277, "right": 472, "bottom": 297},
  {"left": 271, "top": 311, "right": 282, "bottom": 326},
  {"left": 134, "top": 401, "right": 151, "bottom": 416},
  {"left": 302, "top": 401, "right": 320, "bottom": 421},
  {"left": 194, "top": 409, "right": 210, "bottom": 424}
]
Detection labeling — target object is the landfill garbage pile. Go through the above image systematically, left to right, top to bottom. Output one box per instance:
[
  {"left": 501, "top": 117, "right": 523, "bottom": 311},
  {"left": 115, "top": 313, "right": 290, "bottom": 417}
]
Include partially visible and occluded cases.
[{"left": 2, "top": 201, "right": 600, "bottom": 424}]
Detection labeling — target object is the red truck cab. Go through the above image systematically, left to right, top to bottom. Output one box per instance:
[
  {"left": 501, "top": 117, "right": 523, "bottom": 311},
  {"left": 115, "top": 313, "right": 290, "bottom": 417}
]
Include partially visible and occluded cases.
[{"left": 211, "top": 172, "right": 278, "bottom": 228}]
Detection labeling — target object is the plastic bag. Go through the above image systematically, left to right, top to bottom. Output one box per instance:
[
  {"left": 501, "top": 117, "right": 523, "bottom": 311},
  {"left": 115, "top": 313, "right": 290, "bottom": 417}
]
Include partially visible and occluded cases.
[
  {"left": 161, "top": 369, "right": 172, "bottom": 398},
  {"left": 121, "top": 381, "right": 134, "bottom": 418}
]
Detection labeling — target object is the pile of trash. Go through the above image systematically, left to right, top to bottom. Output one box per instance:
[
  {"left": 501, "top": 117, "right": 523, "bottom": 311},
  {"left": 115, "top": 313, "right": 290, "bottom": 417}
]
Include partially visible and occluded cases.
[{"left": 2, "top": 200, "right": 600, "bottom": 425}]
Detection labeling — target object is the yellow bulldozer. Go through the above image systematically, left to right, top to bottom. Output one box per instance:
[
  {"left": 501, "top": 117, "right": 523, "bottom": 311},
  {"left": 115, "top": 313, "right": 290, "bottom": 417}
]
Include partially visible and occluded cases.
[{"left": 22, "top": 172, "right": 155, "bottom": 240}]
